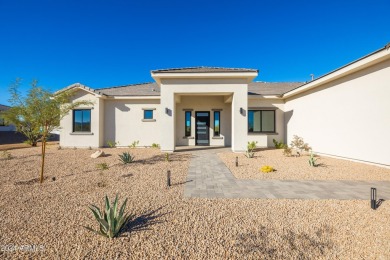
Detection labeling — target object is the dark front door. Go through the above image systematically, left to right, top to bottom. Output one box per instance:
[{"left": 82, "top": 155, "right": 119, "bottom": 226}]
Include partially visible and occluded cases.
[{"left": 195, "top": 111, "right": 210, "bottom": 146}]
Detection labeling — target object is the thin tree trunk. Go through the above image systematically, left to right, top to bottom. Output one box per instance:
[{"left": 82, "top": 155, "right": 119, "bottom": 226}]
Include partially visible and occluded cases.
[{"left": 40, "top": 125, "right": 48, "bottom": 184}]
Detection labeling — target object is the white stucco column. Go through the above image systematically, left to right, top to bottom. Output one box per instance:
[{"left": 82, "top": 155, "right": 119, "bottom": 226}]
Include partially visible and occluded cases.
[
  {"left": 160, "top": 85, "right": 175, "bottom": 152},
  {"left": 231, "top": 88, "right": 248, "bottom": 152}
]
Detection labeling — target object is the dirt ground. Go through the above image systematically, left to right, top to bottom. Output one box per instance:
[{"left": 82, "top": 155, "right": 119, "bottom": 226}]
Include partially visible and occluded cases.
[
  {"left": 0, "top": 147, "right": 389, "bottom": 259},
  {"left": 218, "top": 149, "right": 390, "bottom": 181}
]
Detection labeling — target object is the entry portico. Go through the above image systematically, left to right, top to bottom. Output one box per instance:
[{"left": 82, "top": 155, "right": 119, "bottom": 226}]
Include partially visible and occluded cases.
[{"left": 151, "top": 67, "right": 258, "bottom": 152}]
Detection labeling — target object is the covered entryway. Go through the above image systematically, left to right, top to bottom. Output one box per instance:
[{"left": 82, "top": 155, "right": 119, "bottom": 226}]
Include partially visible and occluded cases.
[
  {"left": 151, "top": 67, "right": 258, "bottom": 153},
  {"left": 174, "top": 95, "right": 232, "bottom": 148}
]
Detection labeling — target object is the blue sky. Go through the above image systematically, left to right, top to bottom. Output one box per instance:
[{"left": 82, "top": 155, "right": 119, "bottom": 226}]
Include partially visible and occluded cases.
[{"left": 0, "top": 0, "right": 389, "bottom": 105}]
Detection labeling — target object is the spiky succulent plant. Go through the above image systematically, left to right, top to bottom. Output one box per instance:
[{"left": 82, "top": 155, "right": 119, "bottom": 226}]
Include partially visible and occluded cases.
[
  {"left": 118, "top": 152, "right": 135, "bottom": 164},
  {"left": 84, "top": 195, "right": 132, "bottom": 238}
]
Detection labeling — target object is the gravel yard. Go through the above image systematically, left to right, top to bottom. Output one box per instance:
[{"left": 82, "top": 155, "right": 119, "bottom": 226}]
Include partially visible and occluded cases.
[
  {"left": 0, "top": 147, "right": 389, "bottom": 259},
  {"left": 218, "top": 149, "right": 390, "bottom": 181}
]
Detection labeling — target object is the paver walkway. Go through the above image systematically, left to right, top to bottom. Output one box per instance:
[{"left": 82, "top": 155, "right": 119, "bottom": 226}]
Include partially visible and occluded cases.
[{"left": 183, "top": 148, "right": 390, "bottom": 200}]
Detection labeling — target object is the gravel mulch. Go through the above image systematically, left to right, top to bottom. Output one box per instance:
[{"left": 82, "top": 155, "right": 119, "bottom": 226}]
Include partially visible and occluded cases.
[
  {"left": 0, "top": 147, "right": 389, "bottom": 259},
  {"left": 218, "top": 149, "right": 390, "bottom": 181}
]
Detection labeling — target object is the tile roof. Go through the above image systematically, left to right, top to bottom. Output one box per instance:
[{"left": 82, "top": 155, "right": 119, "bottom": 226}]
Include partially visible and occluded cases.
[
  {"left": 151, "top": 66, "right": 258, "bottom": 73},
  {"left": 95, "top": 81, "right": 303, "bottom": 97},
  {"left": 97, "top": 82, "right": 160, "bottom": 96},
  {"left": 248, "top": 82, "right": 304, "bottom": 96},
  {"left": 0, "top": 104, "right": 11, "bottom": 111}
]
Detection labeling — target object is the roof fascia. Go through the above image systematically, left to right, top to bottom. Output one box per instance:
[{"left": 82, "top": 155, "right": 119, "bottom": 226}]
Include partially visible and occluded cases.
[
  {"left": 151, "top": 71, "right": 258, "bottom": 84},
  {"left": 248, "top": 95, "right": 283, "bottom": 99},
  {"left": 106, "top": 96, "right": 161, "bottom": 100}
]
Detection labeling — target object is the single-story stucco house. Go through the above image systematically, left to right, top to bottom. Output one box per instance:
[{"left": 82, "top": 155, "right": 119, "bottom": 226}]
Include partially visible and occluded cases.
[{"left": 59, "top": 44, "right": 390, "bottom": 167}]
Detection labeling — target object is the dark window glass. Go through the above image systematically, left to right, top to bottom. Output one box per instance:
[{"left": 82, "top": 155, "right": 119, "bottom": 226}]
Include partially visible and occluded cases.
[
  {"left": 73, "top": 109, "right": 91, "bottom": 132},
  {"left": 144, "top": 110, "right": 153, "bottom": 119},
  {"left": 248, "top": 110, "right": 275, "bottom": 133},
  {"left": 185, "top": 111, "right": 191, "bottom": 136},
  {"left": 214, "top": 111, "right": 220, "bottom": 136}
]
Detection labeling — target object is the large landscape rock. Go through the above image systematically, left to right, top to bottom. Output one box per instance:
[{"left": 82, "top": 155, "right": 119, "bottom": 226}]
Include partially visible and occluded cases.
[{"left": 90, "top": 150, "right": 105, "bottom": 159}]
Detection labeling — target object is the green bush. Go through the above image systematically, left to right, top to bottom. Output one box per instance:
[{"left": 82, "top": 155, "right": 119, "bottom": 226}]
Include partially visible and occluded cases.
[
  {"left": 272, "top": 139, "right": 286, "bottom": 149},
  {"left": 107, "top": 140, "right": 119, "bottom": 148},
  {"left": 129, "top": 140, "right": 139, "bottom": 148},
  {"left": 245, "top": 141, "right": 258, "bottom": 158},
  {"left": 151, "top": 143, "right": 160, "bottom": 148},
  {"left": 308, "top": 151, "right": 319, "bottom": 167},
  {"left": 118, "top": 152, "right": 135, "bottom": 164},
  {"left": 165, "top": 152, "right": 169, "bottom": 162},
  {"left": 96, "top": 163, "right": 109, "bottom": 171},
  {"left": 84, "top": 194, "right": 132, "bottom": 238}
]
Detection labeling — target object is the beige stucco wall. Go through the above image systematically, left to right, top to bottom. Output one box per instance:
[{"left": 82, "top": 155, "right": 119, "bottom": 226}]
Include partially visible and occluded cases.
[
  {"left": 285, "top": 58, "right": 390, "bottom": 166},
  {"left": 159, "top": 78, "right": 248, "bottom": 152},
  {"left": 59, "top": 90, "right": 101, "bottom": 148},
  {"left": 175, "top": 95, "right": 232, "bottom": 146},
  {"left": 247, "top": 98, "right": 285, "bottom": 147},
  {"left": 103, "top": 99, "right": 161, "bottom": 147}
]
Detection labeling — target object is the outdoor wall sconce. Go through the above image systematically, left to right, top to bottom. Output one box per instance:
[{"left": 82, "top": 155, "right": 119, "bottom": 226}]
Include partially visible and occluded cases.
[
  {"left": 165, "top": 107, "right": 169, "bottom": 114},
  {"left": 240, "top": 107, "right": 244, "bottom": 115},
  {"left": 371, "top": 187, "right": 377, "bottom": 210}
]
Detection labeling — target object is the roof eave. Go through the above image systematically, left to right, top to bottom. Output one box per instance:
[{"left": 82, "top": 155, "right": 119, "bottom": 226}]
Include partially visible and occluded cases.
[
  {"left": 151, "top": 71, "right": 258, "bottom": 84},
  {"left": 56, "top": 83, "right": 107, "bottom": 97},
  {"left": 105, "top": 96, "right": 161, "bottom": 100}
]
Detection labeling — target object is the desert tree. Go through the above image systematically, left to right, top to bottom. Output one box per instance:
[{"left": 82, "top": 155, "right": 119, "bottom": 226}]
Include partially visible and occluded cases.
[
  {"left": 5, "top": 79, "right": 92, "bottom": 183},
  {"left": 5, "top": 79, "right": 41, "bottom": 146}
]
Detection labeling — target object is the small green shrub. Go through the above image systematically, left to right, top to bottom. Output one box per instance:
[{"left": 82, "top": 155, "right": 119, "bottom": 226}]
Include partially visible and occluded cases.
[
  {"left": 290, "top": 135, "right": 311, "bottom": 154},
  {"left": 272, "top": 139, "right": 286, "bottom": 149},
  {"left": 107, "top": 140, "right": 119, "bottom": 148},
  {"left": 129, "top": 140, "right": 139, "bottom": 148},
  {"left": 245, "top": 141, "right": 258, "bottom": 158},
  {"left": 151, "top": 143, "right": 160, "bottom": 148},
  {"left": 283, "top": 146, "right": 292, "bottom": 157},
  {"left": 1, "top": 150, "right": 12, "bottom": 160},
  {"left": 308, "top": 151, "right": 319, "bottom": 167},
  {"left": 118, "top": 152, "right": 135, "bottom": 164},
  {"left": 165, "top": 152, "right": 169, "bottom": 162},
  {"left": 96, "top": 163, "right": 109, "bottom": 171},
  {"left": 260, "top": 165, "right": 274, "bottom": 173},
  {"left": 84, "top": 194, "right": 132, "bottom": 238}
]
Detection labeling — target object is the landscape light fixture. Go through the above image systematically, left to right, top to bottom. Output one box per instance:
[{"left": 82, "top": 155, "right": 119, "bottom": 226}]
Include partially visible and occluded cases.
[
  {"left": 236, "top": 156, "right": 238, "bottom": 167},
  {"left": 167, "top": 170, "right": 171, "bottom": 187},
  {"left": 371, "top": 187, "right": 377, "bottom": 210}
]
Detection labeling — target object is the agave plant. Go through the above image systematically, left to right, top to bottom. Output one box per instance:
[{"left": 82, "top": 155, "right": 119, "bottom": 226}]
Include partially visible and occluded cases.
[
  {"left": 118, "top": 152, "right": 135, "bottom": 164},
  {"left": 84, "top": 194, "right": 132, "bottom": 238}
]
